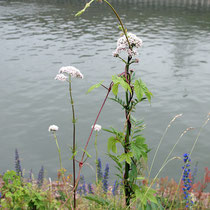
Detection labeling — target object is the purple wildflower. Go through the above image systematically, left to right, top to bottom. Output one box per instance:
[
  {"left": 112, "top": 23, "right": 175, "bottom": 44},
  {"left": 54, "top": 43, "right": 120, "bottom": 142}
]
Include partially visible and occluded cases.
[
  {"left": 15, "top": 149, "right": 22, "bottom": 177},
  {"left": 182, "top": 153, "right": 193, "bottom": 208},
  {"left": 97, "top": 158, "right": 103, "bottom": 181},
  {"left": 102, "top": 163, "right": 109, "bottom": 193},
  {"left": 37, "top": 166, "right": 44, "bottom": 187},
  {"left": 80, "top": 175, "right": 87, "bottom": 195},
  {"left": 112, "top": 180, "right": 119, "bottom": 196},
  {"left": 88, "top": 183, "right": 94, "bottom": 194},
  {"left": 77, "top": 186, "right": 83, "bottom": 196}
]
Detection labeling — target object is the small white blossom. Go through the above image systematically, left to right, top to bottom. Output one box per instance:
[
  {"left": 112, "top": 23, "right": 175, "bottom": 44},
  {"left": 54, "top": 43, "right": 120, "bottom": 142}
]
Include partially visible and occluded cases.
[
  {"left": 113, "top": 32, "right": 142, "bottom": 57},
  {"left": 59, "top": 66, "right": 84, "bottom": 79},
  {"left": 54, "top": 73, "right": 67, "bottom": 81},
  {"left": 91, "top": 124, "right": 102, "bottom": 132},
  {"left": 48, "top": 125, "right": 59, "bottom": 132}
]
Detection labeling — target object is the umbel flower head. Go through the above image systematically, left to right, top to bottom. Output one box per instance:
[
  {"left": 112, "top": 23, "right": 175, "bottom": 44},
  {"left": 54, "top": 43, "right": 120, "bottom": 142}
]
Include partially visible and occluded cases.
[
  {"left": 113, "top": 32, "right": 143, "bottom": 57},
  {"left": 59, "top": 66, "right": 84, "bottom": 79},
  {"left": 54, "top": 74, "right": 67, "bottom": 81},
  {"left": 91, "top": 124, "right": 102, "bottom": 132},
  {"left": 48, "top": 125, "right": 59, "bottom": 132}
]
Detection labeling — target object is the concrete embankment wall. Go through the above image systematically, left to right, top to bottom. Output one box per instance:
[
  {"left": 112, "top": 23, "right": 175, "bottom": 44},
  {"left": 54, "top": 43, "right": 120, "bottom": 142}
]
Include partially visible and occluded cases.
[{"left": 109, "top": 0, "right": 210, "bottom": 7}]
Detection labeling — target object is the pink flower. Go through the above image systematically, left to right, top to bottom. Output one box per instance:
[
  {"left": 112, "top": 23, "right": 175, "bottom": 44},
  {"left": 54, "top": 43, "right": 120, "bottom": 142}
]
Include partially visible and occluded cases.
[
  {"left": 113, "top": 32, "right": 142, "bottom": 57},
  {"left": 59, "top": 66, "right": 84, "bottom": 79},
  {"left": 54, "top": 74, "right": 67, "bottom": 81},
  {"left": 91, "top": 124, "right": 102, "bottom": 132}
]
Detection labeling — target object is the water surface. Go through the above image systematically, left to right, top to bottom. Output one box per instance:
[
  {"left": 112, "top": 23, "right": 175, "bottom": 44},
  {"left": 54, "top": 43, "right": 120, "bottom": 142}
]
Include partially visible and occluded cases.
[{"left": 0, "top": 0, "right": 210, "bottom": 184}]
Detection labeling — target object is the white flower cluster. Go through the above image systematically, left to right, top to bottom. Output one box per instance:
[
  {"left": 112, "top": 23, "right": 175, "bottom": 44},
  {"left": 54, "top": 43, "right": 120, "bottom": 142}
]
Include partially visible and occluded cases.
[
  {"left": 113, "top": 32, "right": 143, "bottom": 57},
  {"left": 55, "top": 66, "right": 84, "bottom": 81},
  {"left": 59, "top": 66, "right": 84, "bottom": 79},
  {"left": 54, "top": 74, "right": 67, "bottom": 81},
  {"left": 91, "top": 124, "right": 102, "bottom": 132},
  {"left": 48, "top": 125, "right": 59, "bottom": 132}
]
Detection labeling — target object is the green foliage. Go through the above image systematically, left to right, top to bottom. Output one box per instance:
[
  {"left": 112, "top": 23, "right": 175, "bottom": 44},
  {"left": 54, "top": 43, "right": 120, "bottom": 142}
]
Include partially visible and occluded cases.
[
  {"left": 75, "top": 0, "right": 95, "bottom": 17},
  {"left": 112, "top": 75, "right": 132, "bottom": 95},
  {"left": 134, "top": 79, "right": 153, "bottom": 103},
  {"left": 134, "top": 79, "right": 144, "bottom": 101},
  {"left": 87, "top": 81, "right": 104, "bottom": 94},
  {"left": 112, "top": 83, "right": 120, "bottom": 96},
  {"left": 109, "top": 96, "right": 126, "bottom": 109},
  {"left": 130, "top": 117, "right": 145, "bottom": 139},
  {"left": 104, "top": 127, "right": 124, "bottom": 154},
  {"left": 107, "top": 136, "right": 118, "bottom": 153},
  {"left": 130, "top": 136, "right": 149, "bottom": 161},
  {"left": 82, "top": 149, "right": 92, "bottom": 158},
  {"left": 119, "top": 152, "right": 133, "bottom": 164},
  {"left": 106, "top": 153, "right": 123, "bottom": 179},
  {"left": 129, "top": 162, "right": 138, "bottom": 182},
  {"left": 0, "top": 170, "right": 61, "bottom": 209},
  {"left": 133, "top": 185, "right": 158, "bottom": 207},
  {"left": 84, "top": 194, "right": 110, "bottom": 206}
]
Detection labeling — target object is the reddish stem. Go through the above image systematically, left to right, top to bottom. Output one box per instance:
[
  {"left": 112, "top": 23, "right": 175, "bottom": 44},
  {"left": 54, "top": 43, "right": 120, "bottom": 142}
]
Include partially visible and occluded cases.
[{"left": 61, "top": 82, "right": 112, "bottom": 208}]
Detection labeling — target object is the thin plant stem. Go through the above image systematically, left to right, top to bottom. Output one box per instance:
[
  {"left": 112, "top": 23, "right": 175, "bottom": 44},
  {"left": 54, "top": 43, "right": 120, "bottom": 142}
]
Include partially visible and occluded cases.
[
  {"left": 103, "top": 0, "right": 132, "bottom": 49},
  {"left": 118, "top": 56, "right": 127, "bottom": 64},
  {"left": 69, "top": 76, "right": 76, "bottom": 209},
  {"left": 80, "top": 83, "right": 112, "bottom": 162},
  {"left": 61, "top": 84, "right": 112, "bottom": 209},
  {"left": 148, "top": 114, "right": 183, "bottom": 180},
  {"left": 169, "top": 114, "right": 210, "bottom": 210},
  {"left": 162, "top": 127, "right": 194, "bottom": 170},
  {"left": 94, "top": 131, "right": 99, "bottom": 183},
  {"left": 53, "top": 132, "right": 62, "bottom": 170}
]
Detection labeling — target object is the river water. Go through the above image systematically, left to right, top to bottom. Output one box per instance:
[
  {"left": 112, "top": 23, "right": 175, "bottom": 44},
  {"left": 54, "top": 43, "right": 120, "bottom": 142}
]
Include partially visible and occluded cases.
[{"left": 0, "top": 0, "right": 210, "bottom": 184}]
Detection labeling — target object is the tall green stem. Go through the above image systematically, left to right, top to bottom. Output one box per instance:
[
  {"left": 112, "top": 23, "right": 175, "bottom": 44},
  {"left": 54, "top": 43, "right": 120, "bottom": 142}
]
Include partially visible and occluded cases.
[
  {"left": 103, "top": 0, "right": 131, "bottom": 49},
  {"left": 124, "top": 58, "right": 132, "bottom": 207},
  {"left": 69, "top": 76, "right": 76, "bottom": 209},
  {"left": 53, "top": 132, "right": 62, "bottom": 170},
  {"left": 94, "top": 132, "right": 99, "bottom": 183}
]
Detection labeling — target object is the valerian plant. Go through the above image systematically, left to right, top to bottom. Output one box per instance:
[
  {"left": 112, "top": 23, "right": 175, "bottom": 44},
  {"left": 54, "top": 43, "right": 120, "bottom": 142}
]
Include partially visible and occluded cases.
[{"left": 76, "top": 0, "right": 154, "bottom": 207}]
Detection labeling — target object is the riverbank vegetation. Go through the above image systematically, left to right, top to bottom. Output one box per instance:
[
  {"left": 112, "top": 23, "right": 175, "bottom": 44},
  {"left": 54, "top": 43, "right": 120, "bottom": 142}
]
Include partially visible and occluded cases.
[
  {"left": 0, "top": 0, "right": 209, "bottom": 209},
  {"left": 0, "top": 151, "right": 209, "bottom": 209}
]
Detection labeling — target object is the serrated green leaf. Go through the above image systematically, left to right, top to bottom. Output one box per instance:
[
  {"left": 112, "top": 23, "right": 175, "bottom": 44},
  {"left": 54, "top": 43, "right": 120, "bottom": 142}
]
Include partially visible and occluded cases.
[
  {"left": 112, "top": 75, "right": 131, "bottom": 93},
  {"left": 134, "top": 79, "right": 144, "bottom": 101},
  {"left": 86, "top": 81, "right": 104, "bottom": 94},
  {"left": 141, "top": 81, "right": 153, "bottom": 103},
  {"left": 112, "top": 83, "right": 119, "bottom": 96},
  {"left": 109, "top": 96, "right": 126, "bottom": 108},
  {"left": 103, "top": 127, "right": 116, "bottom": 134},
  {"left": 131, "top": 136, "right": 147, "bottom": 160},
  {"left": 135, "top": 136, "right": 146, "bottom": 144},
  {"left": 107, "top": 137, "right": 117, "bottom": 153},
  {"left": 112, "top": 143, "right": 117, "bottom": 154},
  {"left": 119, "top": 152, "right": 133, "bottom": 164},
  {"left": 107, "top": 153, "right": 122, "bottom": 170},
  {"left": 130, "top": 162, "right": 138, "bottom": 181},
  {"left": 141, "top": 186, "right": 158, "bottom": 205}
]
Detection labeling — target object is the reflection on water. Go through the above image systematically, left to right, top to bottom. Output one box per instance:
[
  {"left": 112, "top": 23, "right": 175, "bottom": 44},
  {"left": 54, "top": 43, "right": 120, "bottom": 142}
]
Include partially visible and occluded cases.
[{"left": 0, "top": 0, "right": 210, "bottom": 184}]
